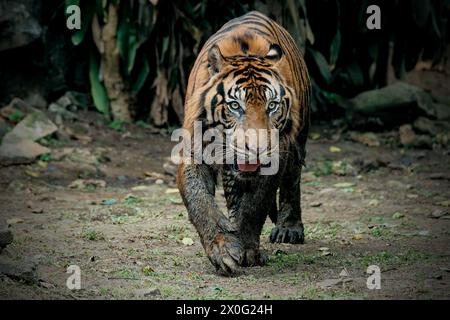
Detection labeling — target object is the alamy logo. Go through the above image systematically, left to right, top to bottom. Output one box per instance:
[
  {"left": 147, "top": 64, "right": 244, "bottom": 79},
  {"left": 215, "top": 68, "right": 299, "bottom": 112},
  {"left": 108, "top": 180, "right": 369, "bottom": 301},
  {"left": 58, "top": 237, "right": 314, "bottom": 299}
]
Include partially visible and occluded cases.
[
  {"left": 66, "top": 5, "right": 81, "bottom": 30},
  {"left": 366, "top": 5, "right": 381, "bottom": 30},
  {"left": 171, "top": 121, "right": 280, "bottom": 175},
  {"left": 66, "top": 265, "right": 81, "bottom": 290},
  {"left": 366, "top": 265, "right": 381, "bottom": 290}
]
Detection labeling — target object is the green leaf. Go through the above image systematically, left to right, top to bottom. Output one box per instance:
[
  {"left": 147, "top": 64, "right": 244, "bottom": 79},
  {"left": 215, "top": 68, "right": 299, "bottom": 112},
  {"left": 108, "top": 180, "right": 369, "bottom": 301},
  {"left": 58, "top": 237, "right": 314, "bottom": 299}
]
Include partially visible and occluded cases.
[
  {"left": 68, "top": 0, "right": 95, "bottom": 46},
  {"left": 117, "top": 16, "right": 129, "bottom": 60},
  {"left": 127, "top": 26, "right": 138, "bottom": 73},
  {"left": 329, "top": 29, "right": 341, "bottom": 66},
  {"left": 307, "top": 48, "right": 332, "bottom": 85},
  {"left": 89, "top": 51, "right": 110, "bottom": 115},
  {"left": 132, "top": 55, "right": 150, "bottom": 94},
  {"left": 346, "top": 63, "right": 364, "bottom": 88}
]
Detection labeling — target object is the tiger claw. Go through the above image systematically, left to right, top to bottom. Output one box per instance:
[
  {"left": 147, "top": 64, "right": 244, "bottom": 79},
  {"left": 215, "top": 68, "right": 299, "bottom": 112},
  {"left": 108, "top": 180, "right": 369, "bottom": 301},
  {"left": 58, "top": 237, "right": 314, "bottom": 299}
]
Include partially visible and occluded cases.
[{"left": 270, "top": 224, "right": 304, "bottom": 244}]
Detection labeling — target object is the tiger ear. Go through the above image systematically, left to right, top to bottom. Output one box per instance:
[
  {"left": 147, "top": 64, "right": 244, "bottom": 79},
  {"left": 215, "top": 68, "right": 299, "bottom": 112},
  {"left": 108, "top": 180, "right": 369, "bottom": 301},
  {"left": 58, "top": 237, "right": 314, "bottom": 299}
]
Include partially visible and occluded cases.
[
  {"left": 266, "top": 44, "right": 283, "bottom": 62},
  {"left": 208, "top": 45, "right": 226, "bottom": 75}
]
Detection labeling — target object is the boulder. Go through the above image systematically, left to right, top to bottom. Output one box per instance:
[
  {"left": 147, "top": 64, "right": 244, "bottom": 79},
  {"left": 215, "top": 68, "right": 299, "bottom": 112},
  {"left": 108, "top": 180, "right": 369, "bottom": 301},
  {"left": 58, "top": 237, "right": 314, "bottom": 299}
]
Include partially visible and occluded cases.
[
  {"left": 0, "top": 1, "right": 42, "bottom": 52},
  {"left": 345, "top": 82, "right": 436, "bottom": 130},
  {"left": 0, "top": 110, "right": 56, "bottom": 165},
  {"left": 2, "top": 110, "right": 57, "bottom": 142}
]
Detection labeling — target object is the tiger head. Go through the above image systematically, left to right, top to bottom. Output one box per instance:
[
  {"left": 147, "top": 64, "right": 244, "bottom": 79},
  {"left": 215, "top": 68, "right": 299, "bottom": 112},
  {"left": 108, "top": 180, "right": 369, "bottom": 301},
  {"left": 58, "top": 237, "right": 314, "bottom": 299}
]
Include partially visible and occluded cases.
[{"left": 198, "top": 34, "right": 303, "bottom": 173}]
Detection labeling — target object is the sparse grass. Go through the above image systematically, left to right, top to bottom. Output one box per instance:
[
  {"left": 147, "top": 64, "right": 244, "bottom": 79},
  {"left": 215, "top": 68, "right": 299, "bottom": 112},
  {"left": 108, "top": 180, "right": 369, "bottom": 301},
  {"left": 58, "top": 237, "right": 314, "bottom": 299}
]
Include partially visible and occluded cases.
[
  {"left": 305, "top": 221, "right": 346, "bottom": 240},
  {"left": 82, "top": 228, "right": 104, "bottom": 241},
  {"left": 358, "top": 249, "right": 434, "bottom": 268},
  {"left": 268, "top": 252, "right": 318, "bottom": 269},
  {"left": 112, "top": 268, "right": 139, "bottom": 280},
  {"left": 296, "top": 287, "right": 357, "bottom": 300}
]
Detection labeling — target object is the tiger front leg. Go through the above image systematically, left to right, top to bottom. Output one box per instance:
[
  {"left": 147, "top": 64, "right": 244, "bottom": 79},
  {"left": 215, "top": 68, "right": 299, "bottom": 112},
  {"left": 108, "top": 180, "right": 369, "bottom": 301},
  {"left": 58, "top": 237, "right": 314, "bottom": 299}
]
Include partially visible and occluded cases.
[
  {"left": 270, "top": 151, "right": 305, "bottom": 244},
  {"left": 177, "top": 163, "right": 245, "bottom": 275},
  {"left": 223, "top": 176, "right": 272, "bottom": 267}
]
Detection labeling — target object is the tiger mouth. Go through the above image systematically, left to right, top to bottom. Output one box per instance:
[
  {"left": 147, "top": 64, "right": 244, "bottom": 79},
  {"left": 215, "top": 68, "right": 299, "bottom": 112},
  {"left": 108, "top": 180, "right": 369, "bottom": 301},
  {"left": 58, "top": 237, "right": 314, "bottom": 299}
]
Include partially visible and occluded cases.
[
  {"left": 232, "top": 159, "right": 270, "bottom": 174},
  {"left": 236, "top": 160, "right": 261, "bottom": 172}
]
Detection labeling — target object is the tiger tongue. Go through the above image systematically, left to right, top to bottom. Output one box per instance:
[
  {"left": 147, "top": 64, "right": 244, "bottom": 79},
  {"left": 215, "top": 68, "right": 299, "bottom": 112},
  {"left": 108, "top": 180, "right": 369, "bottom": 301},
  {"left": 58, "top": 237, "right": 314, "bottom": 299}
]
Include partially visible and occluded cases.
[{"left": 237, "top": 161, "right": 260, "bottom": 172}]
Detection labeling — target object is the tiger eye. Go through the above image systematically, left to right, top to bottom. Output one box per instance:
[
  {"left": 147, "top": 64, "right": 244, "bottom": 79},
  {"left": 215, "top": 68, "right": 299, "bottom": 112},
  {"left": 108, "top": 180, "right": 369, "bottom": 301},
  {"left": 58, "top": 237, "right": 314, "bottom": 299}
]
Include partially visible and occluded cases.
[
  {"left": 268, "top": 101, "right": 279, "bottom": 111},
  {"left": 229, "top": 102, "right": 240, "bottom": 110}
]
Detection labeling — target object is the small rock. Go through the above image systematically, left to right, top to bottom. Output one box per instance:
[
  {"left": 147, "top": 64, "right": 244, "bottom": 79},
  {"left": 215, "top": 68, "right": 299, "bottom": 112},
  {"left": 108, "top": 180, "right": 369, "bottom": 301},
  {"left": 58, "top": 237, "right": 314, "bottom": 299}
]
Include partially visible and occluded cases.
[
  {"left": 24, "top": 92, "right": 47, "bottom": 109},
  {"left": 0, "top": 98, "right": 35, "bottom": 119},
  {"left": 48, "top": 103, "right": 77, "bottom": 121},
  {"left": 432, "top": 103, "right": 450, "bottom": 121},
  {"left": 413, "top": 117, "right": 438, "bottom": 135},
  {"left": 399, "top": 124, "right": 432, "bottom": 149},
  {"left": 349, "top": 132, "right": 380, "bottom": 147},
  {"left": 353, "top": 157, "right": 388, "bottom": 173},
  {"left": 163, "top": 159, "right": 177, "bottom": 177},
  {"left": 69, "top": 179, "right": 106, "bottom": 189},
  {"left": 155, "top": 179, "right": 164, "bottom": 185},
  {"left": 101, "top": 199, "right": 117, "bottom": 206},
  {"left": 310, "top": 201, "right": 322, "bottom": 208},
  {"left": 31, "top": 208, "right": 44, "bottom": 214},
  {"left": 430, "top": 209, "right": 448, "bottom": 219},
  {"left": 0, "top": 228, "right": 13, "bottom": 251},
  {"left": 0, "top": 258, "right": 38, "bottom": 284},
  {"left": 134, "top": 288, "right": 161, "bottom": 298}
]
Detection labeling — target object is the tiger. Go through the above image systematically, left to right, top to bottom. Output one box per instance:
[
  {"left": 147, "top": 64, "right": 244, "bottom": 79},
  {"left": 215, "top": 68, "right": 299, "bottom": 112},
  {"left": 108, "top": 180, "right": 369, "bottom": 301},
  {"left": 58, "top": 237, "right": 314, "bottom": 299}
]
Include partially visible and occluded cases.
[{"left": 177, "top": 11, "right": 311, "bottom": 274}]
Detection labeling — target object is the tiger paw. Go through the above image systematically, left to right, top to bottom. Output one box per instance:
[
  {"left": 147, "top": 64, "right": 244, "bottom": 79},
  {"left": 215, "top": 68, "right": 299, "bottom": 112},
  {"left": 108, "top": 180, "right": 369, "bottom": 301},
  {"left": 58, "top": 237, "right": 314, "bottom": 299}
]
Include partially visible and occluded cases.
[
  {"left": 269, "top": 224, "right": 304, "bottom": 244},
  {"left": 206, "top": 233, "right": 245, "bottom": 275},
  {"left": 242, "top": 248, "right": 267, "bottom": 267}
]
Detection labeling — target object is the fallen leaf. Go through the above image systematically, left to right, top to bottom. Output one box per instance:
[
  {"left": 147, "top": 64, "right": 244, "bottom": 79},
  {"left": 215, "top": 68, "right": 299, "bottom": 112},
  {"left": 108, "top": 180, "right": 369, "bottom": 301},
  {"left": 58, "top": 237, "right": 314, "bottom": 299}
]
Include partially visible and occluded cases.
[
  {"left": 310, "top": 133, "right": 320, "bottom": 140},
  {"left": 329, "top": 146, "right": 341, "bottom": 153},
  {"left": 37, "top": 160, "right": 48, "bottom": 168},
  {"left": 25, "top": 170, "right": 40, "bottom": 178},
  {"left": 334, "top": 182, "right": 356, "bottom": 188},
  {"left": 131, "top": 185, "right": 152, "bottom": 192},
  {"left": 165, "top": 188, "right": 179, "bottom": 194},
  {"left": 438, "top": 200, "right": 450, "bottom": 207},
  {"left": 392, "top": 212, "right": 405, "bottom": 219},
  {"left": 7, "top": 218, "right": 24, "bottom": 225},
  {"left": 352, "top": 234, "right": 363, "bottom": 240},
  {"left": 181, "top": 237, "right": 194, "bottom": 246}
]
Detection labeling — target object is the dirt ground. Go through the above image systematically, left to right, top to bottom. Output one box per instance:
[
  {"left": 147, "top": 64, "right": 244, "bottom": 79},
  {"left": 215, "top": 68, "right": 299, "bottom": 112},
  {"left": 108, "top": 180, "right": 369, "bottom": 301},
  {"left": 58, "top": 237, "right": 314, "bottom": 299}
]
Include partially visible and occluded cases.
[{"left": 0, "top": 109, "right": 449, "bottom": 300}]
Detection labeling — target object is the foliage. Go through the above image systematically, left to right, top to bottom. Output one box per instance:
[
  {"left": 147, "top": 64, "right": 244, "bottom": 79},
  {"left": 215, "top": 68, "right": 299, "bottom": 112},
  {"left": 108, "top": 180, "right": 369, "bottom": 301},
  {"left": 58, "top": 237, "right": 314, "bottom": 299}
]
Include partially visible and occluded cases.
[{"left": 67, "top": 0, "right": 449, "bottom": 125}]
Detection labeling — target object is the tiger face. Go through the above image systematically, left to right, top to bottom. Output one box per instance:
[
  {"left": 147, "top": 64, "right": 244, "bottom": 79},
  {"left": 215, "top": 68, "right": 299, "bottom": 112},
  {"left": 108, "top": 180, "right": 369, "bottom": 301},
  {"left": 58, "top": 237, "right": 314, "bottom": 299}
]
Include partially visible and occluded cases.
[{"left": 201, "top": 41, "right": 296, "bottom": 173}]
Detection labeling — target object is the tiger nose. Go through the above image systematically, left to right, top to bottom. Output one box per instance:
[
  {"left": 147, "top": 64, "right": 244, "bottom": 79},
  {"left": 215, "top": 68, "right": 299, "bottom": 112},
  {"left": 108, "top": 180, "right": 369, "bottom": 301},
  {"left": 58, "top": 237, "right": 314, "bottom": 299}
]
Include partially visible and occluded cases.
[{"left": 245, "top": 141, "right": 267, "bottom": 155}]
